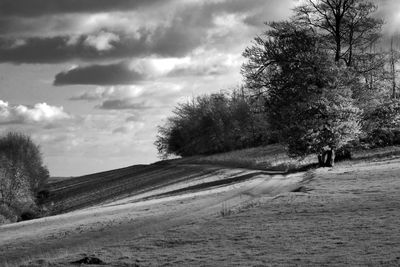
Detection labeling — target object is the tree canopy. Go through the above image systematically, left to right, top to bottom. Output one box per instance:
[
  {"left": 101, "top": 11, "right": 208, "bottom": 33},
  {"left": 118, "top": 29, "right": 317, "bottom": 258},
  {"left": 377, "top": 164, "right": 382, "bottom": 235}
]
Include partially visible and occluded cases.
[
  {"left": 242, "top": 22, "right": 361, "bottom": 166},
  {"left": 155, "top": 90, "right": 270, "bottom": 158}
]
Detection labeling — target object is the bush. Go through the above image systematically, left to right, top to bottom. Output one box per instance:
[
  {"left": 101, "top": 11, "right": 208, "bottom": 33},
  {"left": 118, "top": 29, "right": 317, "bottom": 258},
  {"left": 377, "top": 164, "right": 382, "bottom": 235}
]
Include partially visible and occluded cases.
[
  {"left": 362, "top": 100, "right": 400, "bottom": 148},
  {"left": 363, "top": 128, "right": 400, "bottom": 148},
  {"left": 0, "top": 132, "right": 49, "bottom": 224},
  {"left": 0, "top": 132, "right": 49, "bottom": 195},
  {"left": 335, "top": 146, "right": 353, "bottom": 162},
  {"left": 0, "top": 204, "right": 16, "bottom": 223}
]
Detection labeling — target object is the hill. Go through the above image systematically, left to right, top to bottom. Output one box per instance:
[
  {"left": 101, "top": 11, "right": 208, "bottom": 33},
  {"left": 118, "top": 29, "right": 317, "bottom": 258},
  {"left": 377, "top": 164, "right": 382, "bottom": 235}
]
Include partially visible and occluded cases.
[{"left": 1, "top": 145, "right": 400, "bottom": 266}]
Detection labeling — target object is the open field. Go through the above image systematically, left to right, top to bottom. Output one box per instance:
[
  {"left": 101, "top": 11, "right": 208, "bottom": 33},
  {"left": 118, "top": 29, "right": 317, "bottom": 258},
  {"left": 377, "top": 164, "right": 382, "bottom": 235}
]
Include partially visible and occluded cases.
[{"left": 0, "top": 154, "right": 399, "bottom": 266}]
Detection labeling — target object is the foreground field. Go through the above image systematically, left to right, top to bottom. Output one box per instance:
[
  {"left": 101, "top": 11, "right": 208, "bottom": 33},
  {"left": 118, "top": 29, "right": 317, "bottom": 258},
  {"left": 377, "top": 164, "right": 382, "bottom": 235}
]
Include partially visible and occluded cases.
[{"left": 1, "top": 156, "right": 400, "bottom": 266}]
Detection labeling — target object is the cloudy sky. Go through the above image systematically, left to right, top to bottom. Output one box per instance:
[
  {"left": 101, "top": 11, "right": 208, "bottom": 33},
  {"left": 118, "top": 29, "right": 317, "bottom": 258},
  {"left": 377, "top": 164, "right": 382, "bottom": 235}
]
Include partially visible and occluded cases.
[{"left": 0, "top": 0, "right": 398, "bottom": 176}]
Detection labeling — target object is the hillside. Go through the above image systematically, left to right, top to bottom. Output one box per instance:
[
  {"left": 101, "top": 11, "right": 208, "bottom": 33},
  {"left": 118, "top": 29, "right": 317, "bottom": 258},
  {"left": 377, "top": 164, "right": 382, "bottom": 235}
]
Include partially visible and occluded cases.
[
  {"left": 1, "top": 146, "right": 400, "bottom": 266},
  {"left": 44, "top": 162, "right": 286, "bottom": 215}
]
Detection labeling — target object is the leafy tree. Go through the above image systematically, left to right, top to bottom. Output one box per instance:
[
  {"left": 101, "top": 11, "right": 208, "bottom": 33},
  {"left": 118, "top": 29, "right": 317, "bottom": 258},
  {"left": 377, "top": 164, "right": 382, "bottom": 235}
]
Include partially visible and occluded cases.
[
  {"left": 242, "top": 22, "right": 361, "bottom": 166},
  {"left": 155, "top": 90, "right": 270, "bottom": 158},
  {"left": 363, "top": 99, "right": 400, "bottom": 133},
  {"left": 0, "top": 132, "right": 49, "bottom": 222},
  {"left": 0, "top": 132, "right": 49, "bottom": 195},
  {"left": 0, "top": 157, "right": 28, "bottom": 208}
]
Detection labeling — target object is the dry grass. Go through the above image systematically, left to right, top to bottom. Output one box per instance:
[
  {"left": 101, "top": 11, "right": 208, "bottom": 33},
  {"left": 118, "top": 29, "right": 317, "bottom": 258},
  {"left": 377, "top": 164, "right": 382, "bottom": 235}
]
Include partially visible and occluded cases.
[
  {"left": 175, "top": 144, "right": 400, "bottom": 172},
  {"left": 180, "top": 144, "right": 317, "bottom": 171},
  {"left": 3, "top": 145, "right": 400, "bottom": 266},
  {"left": 2, "top": 156, "right": 400, "bottom": 266},
  {"left": 219, "top": 202, "right": 233, "bottom": 217}
]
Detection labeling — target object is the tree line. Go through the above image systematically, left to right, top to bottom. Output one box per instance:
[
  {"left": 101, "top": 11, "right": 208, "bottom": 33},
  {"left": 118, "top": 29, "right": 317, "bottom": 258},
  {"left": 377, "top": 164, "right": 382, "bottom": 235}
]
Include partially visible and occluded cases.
[{"left": 156, "top": 0, "right": 400, "bottom": 166}]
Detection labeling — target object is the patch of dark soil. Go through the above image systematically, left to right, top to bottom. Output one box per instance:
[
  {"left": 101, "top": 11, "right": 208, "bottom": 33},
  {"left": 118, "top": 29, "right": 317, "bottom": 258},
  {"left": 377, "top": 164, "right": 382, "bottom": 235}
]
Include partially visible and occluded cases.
[
  {"left": 291, "top": 186, "right": 311, "bottom": 193},
  {"left": 70, "top": 256, "right": 106, "bottom": 265}
]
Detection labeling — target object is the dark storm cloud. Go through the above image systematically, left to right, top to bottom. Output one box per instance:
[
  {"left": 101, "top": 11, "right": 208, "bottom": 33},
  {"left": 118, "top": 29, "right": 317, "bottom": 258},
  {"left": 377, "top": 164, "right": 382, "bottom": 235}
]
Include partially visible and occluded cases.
[
  {"left": 0, "top": 0, "right": 166, "bottom": 17},
  {"left": 0, "top": 0, "right": 295, "bottom": 64},
  {"left": 0, "top": 26, "right": 203, "bottom": 63},
  {"left": 54, "top": 62, "right": 145, "bottom": 86},
  {"left": 97, "top": 100, "right": 150, "bottom": 110}
]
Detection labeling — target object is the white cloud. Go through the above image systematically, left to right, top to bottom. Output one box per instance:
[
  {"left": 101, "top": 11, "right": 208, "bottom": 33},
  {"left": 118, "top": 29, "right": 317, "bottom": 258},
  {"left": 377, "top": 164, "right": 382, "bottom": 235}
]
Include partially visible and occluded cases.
[
  {"left": 84, "top": 31, "right": 120, "bottom": 51},
  {"left": 70, "top": 86, "right": 144, "bottom": 101},
  {"left": 0, "top": 100, "right": 70, "bottom": 124}
]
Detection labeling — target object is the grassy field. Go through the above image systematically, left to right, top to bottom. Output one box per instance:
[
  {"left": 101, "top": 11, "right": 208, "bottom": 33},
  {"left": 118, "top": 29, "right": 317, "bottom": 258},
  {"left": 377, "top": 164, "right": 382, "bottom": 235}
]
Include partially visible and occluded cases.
[
  {"left": 170, "top": 143, "right": 400, "bottom": 171},
  {"left": 1, "top": 145, "right": 400, "bottom": 266}
]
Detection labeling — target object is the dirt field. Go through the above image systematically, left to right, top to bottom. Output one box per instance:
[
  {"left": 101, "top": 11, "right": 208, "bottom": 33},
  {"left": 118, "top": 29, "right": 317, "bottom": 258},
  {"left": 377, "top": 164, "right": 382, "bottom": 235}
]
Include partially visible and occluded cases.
[{"left": 1, "top": 156, "right": 400, "bottom": 266}]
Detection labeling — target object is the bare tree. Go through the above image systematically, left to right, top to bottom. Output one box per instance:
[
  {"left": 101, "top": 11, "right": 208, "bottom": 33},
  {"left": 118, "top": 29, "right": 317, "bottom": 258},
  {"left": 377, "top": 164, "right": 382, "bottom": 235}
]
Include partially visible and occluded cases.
[
  {"left": 295, "top": 0, "right": 383, "bottom": 66},
  {"left": 389, "top": 37, "right": 399, "bottom": 99}
]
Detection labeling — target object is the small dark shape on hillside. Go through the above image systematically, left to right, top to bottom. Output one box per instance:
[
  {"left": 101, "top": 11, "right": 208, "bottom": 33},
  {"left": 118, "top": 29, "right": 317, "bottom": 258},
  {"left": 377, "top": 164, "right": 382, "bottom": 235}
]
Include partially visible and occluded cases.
[
  {"left": 335, "top": 147, "right": 352, "bottom": 162},
  {"left": 291, "top": 186, "right": 310, "bottom": 193},
  {"left": 36, "top": 190, "right": 50, "bottom": 204},
  {"left": 18, "top": 210, "right": 37, "bottom": 222},
  {"left": 70, "top": 256, "right": 106, "bottom": 265}
]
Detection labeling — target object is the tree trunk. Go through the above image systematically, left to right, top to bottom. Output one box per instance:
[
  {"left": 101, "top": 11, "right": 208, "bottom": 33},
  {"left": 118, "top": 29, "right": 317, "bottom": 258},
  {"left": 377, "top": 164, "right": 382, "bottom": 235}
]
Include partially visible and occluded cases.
[
  {"left": 390, "top": 37, "right": 397, "bottom": 99},
  {"left": 318, "top": 148, "right": 335, "bottom": 167},
  {"left": 325, "top": 149, "right": 335, "bottom": 167},
  {"left": 318, "top": 153, "right": 324, "bottom": 167}
]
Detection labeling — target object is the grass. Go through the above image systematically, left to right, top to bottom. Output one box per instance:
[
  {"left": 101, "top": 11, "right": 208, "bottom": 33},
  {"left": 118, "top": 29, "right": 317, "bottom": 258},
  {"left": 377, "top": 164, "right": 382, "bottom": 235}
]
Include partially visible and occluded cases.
[
  {"left": 174, "top": 143, "right": 400, "bottom": 173},
  {"left": 177, "top": 144, "right": 318, "bottom": 172},
  {"left": 351, "top": 145, "right": 400, "bottom": 161},
  {"left": 2, "top": 149, "right": 400, "bottom": 266},
  {"left": 219, "top": 202, "right": 233, "bottom": 217},
  {"left": 1, "top": 240, "right": 102, "bottom": 267}
]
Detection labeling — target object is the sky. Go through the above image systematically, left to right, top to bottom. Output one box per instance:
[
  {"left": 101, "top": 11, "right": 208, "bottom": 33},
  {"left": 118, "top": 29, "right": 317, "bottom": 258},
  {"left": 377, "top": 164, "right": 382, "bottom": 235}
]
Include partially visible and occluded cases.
[{"left": 0, "top": 0, "right": 398, "bottom": 177}]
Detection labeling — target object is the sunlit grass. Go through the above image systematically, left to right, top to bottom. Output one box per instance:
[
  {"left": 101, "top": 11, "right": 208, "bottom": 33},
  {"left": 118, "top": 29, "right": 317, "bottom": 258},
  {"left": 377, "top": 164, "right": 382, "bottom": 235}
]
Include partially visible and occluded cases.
[{"left": 180, "top": 144, "right": 317, "bottom": 172}]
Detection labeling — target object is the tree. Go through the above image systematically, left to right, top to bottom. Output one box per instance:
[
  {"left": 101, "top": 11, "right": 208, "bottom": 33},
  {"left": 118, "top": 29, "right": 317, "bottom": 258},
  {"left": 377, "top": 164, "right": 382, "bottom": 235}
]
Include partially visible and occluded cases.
[
  {"left": 295, "top": 0, "right": 383, "bottom": 66},
  {"left": 242, "top": 21, "right": 361, "bottom": 166},
  {"left": 389, "top": 37, "right": 399, "bottom": 99},
  {"left": 155, "top": 90, "right": 270, "bottom": 158},
  {"left": 0, "top": 132, "right": 49, "bottom": 222},
  {"left": 0, "top": 132, "right": 49, "bottom": 195},
  {"left": 0, "top": 157, "right": 28, "bottom": 208}
]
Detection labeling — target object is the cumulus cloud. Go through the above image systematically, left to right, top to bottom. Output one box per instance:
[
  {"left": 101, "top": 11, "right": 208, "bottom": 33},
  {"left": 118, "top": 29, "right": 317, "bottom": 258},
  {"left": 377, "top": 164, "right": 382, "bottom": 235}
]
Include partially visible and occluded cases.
[
  {"left": 0, "top": 0, "right": 296, "bottom": 64},
  {"left": 0, "top": 24, "right": 202, "bottom": 63},
  {"left": 83, "top": 31, "right": 120, "bottom": 51},
  {"left": 56, "top": 53, "right": 239, "bottom": 86},
  {"left": 166, "top": 53, "right": 241, "bottom": 77},
  {"left": 54, "top": 62, "right": 147, "bottom": 86},
  {"left": 71, "top": 83, "right": 183, "bottom": 111},
  {"left": 70, "top": 86, "right": 143, "bottom": 101},
  {"left": 0, "top": 100, "right": 70, "bottom": 124},
  {"left": 113, "top": 121, "right": 144, "bottom": 134}
]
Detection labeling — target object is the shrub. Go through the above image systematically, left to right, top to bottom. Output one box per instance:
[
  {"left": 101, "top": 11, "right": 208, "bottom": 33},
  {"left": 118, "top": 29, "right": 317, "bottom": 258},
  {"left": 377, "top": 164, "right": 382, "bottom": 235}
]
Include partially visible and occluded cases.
[
  {"left": 362, "top": 100, "right": 400, "bottom": 148},
  {"left": 363, "top": 128, "right": 400, "bottom": 148},
  {"left": 0, "top": 132, "right": 49, "bottom": 224},
  {"left": 0, "top": 132, "right": 49, "bottom": 195},
  {"left": 335, "top": 146, "right": 353, "bottom": 162},
  {"left": 0, "top": 204, "right": 16, "bottom": 223}
]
